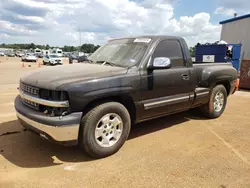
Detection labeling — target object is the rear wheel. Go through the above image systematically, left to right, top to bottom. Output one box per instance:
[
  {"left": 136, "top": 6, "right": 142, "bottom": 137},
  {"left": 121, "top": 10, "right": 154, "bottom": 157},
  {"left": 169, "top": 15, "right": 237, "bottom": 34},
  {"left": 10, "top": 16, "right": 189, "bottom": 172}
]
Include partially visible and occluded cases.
[
  {"left": 200, "top": 85, "right": 227, "bottom": 118},
  {"left": 79, "top": 102, "right": 131, "bottom": 158}
]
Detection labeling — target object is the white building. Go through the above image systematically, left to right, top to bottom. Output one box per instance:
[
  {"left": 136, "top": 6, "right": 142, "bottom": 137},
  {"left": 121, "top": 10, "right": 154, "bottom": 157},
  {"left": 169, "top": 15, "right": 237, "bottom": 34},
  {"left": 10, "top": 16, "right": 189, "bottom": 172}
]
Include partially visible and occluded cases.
[{"left": 220, "top": 14, "right": 250, "bottom": 59}]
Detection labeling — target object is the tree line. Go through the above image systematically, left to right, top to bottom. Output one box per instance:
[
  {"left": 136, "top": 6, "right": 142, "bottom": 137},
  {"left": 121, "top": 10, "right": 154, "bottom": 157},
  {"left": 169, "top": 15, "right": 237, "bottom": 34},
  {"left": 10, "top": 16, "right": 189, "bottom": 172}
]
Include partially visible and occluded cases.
[
  {"left": 0, "top": 42, "right": 196, "bottom": 56},
  {"left": 0, "top": 43, "right": 101, "bottom": 53}
]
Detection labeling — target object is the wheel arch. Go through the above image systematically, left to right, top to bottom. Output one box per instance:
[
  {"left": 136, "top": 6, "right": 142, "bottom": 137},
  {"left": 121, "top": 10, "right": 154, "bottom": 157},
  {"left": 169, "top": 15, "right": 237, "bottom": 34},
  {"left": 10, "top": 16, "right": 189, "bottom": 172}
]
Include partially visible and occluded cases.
[
  {"left": 214, "top": 80, "right": 231, "bottom": 96},
  {"left": 81, "top": 95, "right": 136, "bottom": 124}
]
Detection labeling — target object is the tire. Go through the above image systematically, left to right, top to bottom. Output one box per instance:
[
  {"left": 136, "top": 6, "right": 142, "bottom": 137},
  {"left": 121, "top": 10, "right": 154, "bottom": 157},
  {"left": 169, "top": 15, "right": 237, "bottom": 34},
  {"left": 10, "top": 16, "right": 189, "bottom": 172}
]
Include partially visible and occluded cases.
[
  {"left": 43, "top": 61, "right": 46, "bottom": 65},
  {"left": 200, "top": 85, "right": 227, "bottom": 119},
  {"left": 79, "top": 102, "right": 131, "bottom": 158}
]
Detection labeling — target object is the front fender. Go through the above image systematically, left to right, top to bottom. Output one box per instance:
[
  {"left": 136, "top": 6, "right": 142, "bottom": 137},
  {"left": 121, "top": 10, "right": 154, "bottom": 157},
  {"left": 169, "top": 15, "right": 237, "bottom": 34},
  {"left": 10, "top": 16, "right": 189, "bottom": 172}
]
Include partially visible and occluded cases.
[{"left": 68, "top": 87, "right": 133, "bottom": 112}]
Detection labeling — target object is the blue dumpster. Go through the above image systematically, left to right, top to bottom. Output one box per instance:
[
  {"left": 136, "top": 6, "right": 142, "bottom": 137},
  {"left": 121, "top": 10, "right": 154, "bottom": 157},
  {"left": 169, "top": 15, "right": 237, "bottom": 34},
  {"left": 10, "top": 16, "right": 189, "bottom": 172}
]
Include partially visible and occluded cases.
[{"left": 195, "top": 44, "right": 242, "bottom": 71}]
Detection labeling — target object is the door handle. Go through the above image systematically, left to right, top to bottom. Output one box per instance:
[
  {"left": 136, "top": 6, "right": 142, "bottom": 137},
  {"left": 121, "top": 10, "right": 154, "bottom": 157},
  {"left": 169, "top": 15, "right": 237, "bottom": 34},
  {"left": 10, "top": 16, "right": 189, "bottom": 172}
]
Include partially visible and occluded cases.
[{"left": 181, "top": 74, "right": 189, "bottom": 80}]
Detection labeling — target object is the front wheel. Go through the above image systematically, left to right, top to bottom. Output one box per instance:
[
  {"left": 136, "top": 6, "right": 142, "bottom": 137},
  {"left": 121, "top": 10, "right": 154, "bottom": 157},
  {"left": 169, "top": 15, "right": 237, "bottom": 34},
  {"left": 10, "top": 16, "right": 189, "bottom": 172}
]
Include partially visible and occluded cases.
[
  {"left": 200, "top": 84, "right": 227, "bottom": 119},
  {"left": 79, "top": 102, "right": 131, "bottom": 158}
]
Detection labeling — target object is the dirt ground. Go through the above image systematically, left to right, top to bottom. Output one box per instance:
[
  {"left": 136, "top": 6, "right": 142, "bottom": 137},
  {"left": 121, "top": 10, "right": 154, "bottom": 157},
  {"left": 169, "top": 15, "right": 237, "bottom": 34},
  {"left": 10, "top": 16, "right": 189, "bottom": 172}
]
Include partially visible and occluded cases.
[{"left": 0, "top": 57, "right": 250, "bottom": 188}]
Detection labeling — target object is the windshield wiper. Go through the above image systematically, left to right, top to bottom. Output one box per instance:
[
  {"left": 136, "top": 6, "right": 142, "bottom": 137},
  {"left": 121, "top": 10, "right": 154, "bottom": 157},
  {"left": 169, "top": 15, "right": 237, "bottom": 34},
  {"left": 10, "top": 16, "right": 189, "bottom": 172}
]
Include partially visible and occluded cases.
[
  {"left": 87, "top": 59, "right": 94, "bottom": 63},
  {"left": 96, "top": 61, "right": 116, "bottom": 66}
]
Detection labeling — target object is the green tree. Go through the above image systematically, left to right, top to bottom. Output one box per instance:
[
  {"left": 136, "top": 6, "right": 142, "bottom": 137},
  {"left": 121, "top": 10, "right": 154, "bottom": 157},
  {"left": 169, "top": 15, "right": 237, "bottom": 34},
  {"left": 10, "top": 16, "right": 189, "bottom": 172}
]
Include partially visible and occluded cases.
[
  {"left": 0, "top": 43, "right": 101, "bottom": 52},
  {"left": 80, "top": 44, "right": 99, "bottom": 53},
  {"left": 94, "top": 45, "right": 100, "bottom": 52},
  {"left": 189, "top": 47, "right": 195, "bottom": 57}
]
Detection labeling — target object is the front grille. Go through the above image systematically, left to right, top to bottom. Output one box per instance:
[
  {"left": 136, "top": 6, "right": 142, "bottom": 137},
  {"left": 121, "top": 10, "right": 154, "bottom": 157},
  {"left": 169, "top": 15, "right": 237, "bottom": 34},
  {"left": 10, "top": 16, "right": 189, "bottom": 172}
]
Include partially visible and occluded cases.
[
  {"left": 20, "top": 82, "right": 39, "bottom": 96},
  {"left": 20, "top": 82, "right": 70, "bottom": 116},
  {"left": 20, "top": 82, "right": 39, "bottom": 110},
  {"left": 21, "top": 98, "right": 39, "bottom": 110}
]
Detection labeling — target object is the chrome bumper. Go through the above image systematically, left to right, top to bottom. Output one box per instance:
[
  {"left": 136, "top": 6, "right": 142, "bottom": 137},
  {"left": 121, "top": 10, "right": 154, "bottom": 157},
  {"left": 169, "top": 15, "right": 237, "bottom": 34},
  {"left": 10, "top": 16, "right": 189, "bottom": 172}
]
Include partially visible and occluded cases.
[
  {"left": 15, "top": 95, "right": 82, "bottom": 143},
  {"left": 17, "top": 112, "right": 79, "bottom": 142}
]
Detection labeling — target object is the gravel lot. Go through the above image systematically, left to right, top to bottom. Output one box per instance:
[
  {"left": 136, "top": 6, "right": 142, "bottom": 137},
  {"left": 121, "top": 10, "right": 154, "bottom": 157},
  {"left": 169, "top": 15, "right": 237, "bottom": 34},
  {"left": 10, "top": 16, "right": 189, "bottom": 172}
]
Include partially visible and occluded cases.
[{"left": 0, "top": 57, "right": 250, "bottom": 188}]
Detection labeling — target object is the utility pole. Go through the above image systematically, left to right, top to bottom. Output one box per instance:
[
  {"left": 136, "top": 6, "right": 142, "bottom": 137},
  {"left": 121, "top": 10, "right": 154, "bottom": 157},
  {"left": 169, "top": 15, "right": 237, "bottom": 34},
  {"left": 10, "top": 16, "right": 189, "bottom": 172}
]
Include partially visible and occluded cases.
[{"left": 79, "top": 26, "right": 82, "bottom": 48}]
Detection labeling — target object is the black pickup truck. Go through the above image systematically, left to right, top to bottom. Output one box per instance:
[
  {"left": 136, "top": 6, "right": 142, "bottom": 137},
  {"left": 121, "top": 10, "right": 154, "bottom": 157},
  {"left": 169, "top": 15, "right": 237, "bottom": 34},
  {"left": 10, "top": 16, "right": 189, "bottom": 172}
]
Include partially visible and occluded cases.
[{"left": 15, "top": 36, "right": 237, "bottom": 158}]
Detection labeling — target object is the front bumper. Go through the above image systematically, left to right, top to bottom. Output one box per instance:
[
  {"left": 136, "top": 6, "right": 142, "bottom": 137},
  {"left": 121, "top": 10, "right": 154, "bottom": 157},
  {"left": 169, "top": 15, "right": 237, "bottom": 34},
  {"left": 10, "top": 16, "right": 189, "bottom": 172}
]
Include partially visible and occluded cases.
[
  {"left": 25, "top": 59, "right": 37, "bottom": 61},
  {"left": 50, "top": 60, "right": 62, "bottom": 64},
  {"left": 15, "top": 96, "right": 82, "bottom": 145}
]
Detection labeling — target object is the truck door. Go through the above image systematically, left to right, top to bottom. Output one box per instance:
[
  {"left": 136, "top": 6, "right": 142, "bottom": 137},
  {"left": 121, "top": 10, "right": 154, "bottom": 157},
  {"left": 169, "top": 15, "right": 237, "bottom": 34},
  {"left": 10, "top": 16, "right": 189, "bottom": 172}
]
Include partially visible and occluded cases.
[{"left": 139, "top": 39, "right": 196, "bottom": 120}]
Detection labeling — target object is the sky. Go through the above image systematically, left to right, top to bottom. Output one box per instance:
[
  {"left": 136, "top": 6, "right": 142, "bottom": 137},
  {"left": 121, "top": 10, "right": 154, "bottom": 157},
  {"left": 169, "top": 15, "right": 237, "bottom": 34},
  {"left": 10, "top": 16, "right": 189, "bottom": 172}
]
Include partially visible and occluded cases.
[{"left": 0, "top": 0, "right": 249, "bottom": 47}]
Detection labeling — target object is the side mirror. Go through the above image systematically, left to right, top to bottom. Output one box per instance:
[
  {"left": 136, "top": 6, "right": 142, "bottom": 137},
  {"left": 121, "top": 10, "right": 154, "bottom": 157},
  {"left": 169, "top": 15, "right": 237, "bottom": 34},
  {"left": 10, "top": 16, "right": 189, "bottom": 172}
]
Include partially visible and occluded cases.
[{"left": 150, "top": 57, "right": 171, "bottom": 69}]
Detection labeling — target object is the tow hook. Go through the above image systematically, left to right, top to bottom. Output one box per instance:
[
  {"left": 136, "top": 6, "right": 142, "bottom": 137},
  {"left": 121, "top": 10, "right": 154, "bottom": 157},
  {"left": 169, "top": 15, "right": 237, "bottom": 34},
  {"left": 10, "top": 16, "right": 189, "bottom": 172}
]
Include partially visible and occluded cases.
[{"left": 59, "top": 111, "right": 68, "bottom": 120}]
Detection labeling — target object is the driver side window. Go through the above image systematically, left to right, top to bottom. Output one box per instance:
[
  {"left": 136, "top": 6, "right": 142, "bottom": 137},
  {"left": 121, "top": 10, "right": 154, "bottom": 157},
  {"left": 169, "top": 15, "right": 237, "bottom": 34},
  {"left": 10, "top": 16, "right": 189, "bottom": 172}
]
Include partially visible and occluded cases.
[{"left": 152, "top": 40, "right": 185, "bottom": 67}]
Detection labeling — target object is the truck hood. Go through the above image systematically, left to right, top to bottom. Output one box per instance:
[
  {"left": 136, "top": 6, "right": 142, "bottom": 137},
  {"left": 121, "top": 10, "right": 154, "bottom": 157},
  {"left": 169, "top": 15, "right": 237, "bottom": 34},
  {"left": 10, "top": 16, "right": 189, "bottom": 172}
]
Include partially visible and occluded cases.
[{"left": 21, "top": 63, "right": 128, "bottom": 90}]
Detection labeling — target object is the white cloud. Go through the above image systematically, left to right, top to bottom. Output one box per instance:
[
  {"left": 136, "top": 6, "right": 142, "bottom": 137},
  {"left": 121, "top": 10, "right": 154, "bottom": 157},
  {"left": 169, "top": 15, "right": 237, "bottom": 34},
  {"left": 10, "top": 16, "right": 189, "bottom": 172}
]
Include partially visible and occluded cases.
[
  {"left": 0, "top": 0, "right": 221, "bottom": 47},
  {"left": 12, "top": 0, "right": 46, "bottom": 8},
  {"left": 216, "top": 0, "right": 250, "bottom": 16},
  {"left": 214, "top": 7, "right": 236, "bottom": 16},
  {"left": 17, "top": 15, "right": 45, "bottom": 23},
  {"left": 0, "top": 20, "right": 38, "bottom": 35},
  {"left": 0, "top": 33, "right": 10, "bottom": 39}
]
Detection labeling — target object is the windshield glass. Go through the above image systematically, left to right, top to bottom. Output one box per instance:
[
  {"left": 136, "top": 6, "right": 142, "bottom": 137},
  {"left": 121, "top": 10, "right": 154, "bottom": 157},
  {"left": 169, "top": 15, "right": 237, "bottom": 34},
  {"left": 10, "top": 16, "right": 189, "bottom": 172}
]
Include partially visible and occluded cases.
[
  {"left": 88, "top": 38, "right": 151, "bottom": 67},
  {"left": 50, "top": 55, "right": 59, "bottom": 58}
]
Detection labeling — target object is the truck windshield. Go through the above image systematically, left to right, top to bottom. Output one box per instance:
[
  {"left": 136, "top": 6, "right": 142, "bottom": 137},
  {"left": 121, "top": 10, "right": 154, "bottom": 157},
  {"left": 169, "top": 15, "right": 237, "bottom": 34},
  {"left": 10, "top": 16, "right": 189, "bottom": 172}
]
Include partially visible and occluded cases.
[{"left": 88, "top": 38, "right": 150, "bottom": 67}]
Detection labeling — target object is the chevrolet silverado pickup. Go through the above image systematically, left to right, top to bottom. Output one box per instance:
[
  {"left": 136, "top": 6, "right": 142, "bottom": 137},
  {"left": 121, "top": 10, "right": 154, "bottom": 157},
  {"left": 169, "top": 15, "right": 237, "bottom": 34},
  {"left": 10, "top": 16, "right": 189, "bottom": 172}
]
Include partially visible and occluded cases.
[{"left": 15, "top": 36, "right": 237, "bottom": 158}]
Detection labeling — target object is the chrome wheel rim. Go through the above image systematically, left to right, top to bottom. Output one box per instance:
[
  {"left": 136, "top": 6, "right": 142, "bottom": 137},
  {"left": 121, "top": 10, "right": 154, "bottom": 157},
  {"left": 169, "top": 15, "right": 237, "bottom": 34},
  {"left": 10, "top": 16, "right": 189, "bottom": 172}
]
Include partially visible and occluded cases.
[
  {"left": 214, "top": 92, "right": 224, "bottom": 112},
  {"left": 95, "top": 113, "right": 123, "bottom": 148}
]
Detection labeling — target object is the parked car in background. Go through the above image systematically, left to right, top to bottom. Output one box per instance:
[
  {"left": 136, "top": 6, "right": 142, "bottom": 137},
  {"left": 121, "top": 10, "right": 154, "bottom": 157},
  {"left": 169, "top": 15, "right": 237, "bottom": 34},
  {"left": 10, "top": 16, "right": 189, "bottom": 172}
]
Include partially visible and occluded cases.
[
  {"left": 0, "top": 52, "right": 5, "bottom": 56},
  {"left": 17, "top": 52, "right": 25, "bottom": 57},
  {"left": 7, "top": 53, "right": 15, "bottom": 57},
  {"left": 21, "top": 53, "right": 37, "bottom": 62},
  {"left": 37, "top": 54, "right": 44, "bottom": 58},
  {"left": 43, "top": 54, "right": 62, "bottom": 65},
  {"left": 68, "top": 54, "right": 78, "bottom": 64},
  {"left": 69, "top": 55, "right": 89, "bottom": 64}
]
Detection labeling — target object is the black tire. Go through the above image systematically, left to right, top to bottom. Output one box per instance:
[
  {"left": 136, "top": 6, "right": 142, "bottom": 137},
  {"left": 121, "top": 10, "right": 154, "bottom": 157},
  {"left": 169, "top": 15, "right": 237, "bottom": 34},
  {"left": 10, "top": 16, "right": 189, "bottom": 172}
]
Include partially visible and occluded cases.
[
  {"left": 43, "top": 61, "right": 46, "bottom": 65},
  {"left": 200, "top": 85, "right": 227, "bottom": 119},
  {"left": 79, "top": 102, "right": 131, "bottom": 158}
]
